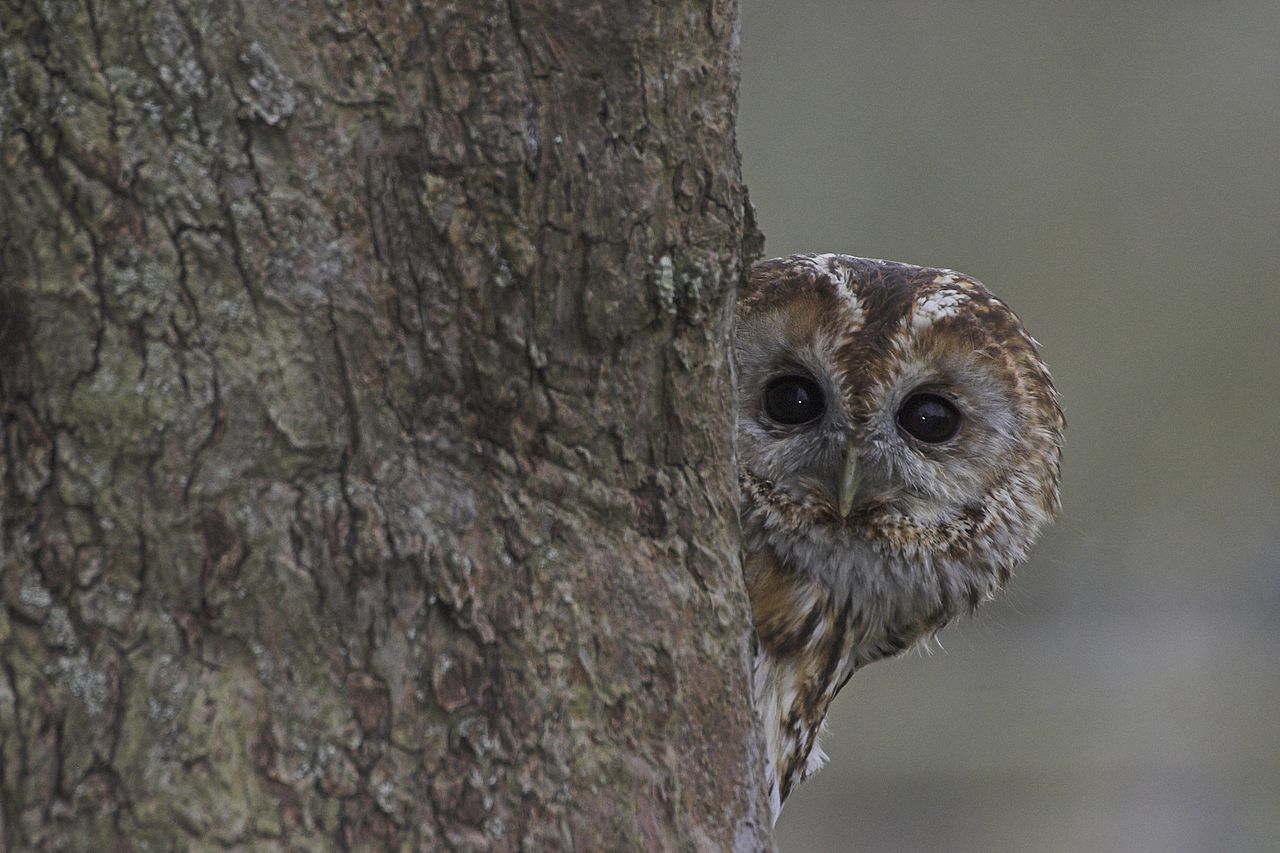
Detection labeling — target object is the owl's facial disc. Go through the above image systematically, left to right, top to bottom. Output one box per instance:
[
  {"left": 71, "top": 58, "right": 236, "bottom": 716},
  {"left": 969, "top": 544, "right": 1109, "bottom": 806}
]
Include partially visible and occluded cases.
[{"left": 736, "top": 254, "right": 1063, "bottom": 557}]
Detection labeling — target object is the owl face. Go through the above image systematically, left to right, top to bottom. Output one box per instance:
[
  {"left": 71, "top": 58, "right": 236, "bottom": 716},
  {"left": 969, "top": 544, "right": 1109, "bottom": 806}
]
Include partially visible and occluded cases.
[{"left": 736, "top": 254, "right": 1063, "bottom": 591}]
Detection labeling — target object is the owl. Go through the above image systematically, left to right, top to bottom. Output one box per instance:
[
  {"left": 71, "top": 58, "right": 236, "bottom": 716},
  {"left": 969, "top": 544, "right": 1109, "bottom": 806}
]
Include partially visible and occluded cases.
[{"left": 736, "top": 254, "right": 1064, "bottom": 821}]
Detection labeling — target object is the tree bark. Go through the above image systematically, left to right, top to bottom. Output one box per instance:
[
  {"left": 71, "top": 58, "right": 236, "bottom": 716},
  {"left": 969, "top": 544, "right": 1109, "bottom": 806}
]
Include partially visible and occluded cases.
[{"left": 0, "top": 0, "right": 770, "bottom": 849}]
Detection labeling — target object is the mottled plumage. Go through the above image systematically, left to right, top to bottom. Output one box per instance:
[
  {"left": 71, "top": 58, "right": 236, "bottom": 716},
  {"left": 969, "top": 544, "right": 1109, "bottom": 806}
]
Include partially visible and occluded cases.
[{"left": 736, "top": 254, "right": 1064, "bottom": 820}]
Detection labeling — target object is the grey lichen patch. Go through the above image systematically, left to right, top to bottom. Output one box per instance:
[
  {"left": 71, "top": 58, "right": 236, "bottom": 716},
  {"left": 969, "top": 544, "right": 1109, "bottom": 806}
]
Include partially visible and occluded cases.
[
  {"left": 142, "top": 3, "right": 209, "bottom": 100},
  {"left": 239, "top": 42, "right": 297, "bottom": 126},
  {"left": 102, "top": 65, "right": 167, "bottom": 127},
  {"left": 675, "top": 254, "right": 716, "bottom": 321},
  {"left": 654, "top": 255, "right": 677, "bottom": 315},
  {"left": 16, "top": 569, "right": 53, "bottom": 617},
  {"left": 78, "top": 582, "right": 137, "bottom": 633},
  {"left": 43, "top": 605, "right": 79, "bottom": 650},
  {"left": 56, "top": 651, "right": 109, "bottom": 717},
  {"left": 140, "top": 653, "right": 191, "bottom": 736},
  {"left": 454, "top": 714, "right": 501, "bottom": 766},
  {"left": 368, "top": 747, "right": 421, "bottom": 823}
]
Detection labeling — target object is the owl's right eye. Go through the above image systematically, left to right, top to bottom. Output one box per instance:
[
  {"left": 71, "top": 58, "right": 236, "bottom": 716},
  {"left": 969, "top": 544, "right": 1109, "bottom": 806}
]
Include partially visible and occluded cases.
[{"left": 763, "top": 376, "right": 825, "bottom": 425}]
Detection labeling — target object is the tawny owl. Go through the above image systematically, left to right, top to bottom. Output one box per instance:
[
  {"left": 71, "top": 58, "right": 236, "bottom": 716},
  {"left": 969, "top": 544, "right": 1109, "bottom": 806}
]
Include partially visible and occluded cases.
[{"left": 736, "top": 254, "right": 1064, "bottom": 821}]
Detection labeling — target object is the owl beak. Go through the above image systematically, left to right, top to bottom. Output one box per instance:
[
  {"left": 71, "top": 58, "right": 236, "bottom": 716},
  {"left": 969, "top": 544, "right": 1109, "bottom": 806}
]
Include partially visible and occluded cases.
[{"left": 837, "top": 444, "right": 863, "bottom": 518}]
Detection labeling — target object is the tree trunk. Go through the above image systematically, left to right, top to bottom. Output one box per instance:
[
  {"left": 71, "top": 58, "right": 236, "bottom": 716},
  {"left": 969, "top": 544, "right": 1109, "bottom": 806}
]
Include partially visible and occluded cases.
[{"left": 0, "top": 0, "right": 770, "bottom": 848}]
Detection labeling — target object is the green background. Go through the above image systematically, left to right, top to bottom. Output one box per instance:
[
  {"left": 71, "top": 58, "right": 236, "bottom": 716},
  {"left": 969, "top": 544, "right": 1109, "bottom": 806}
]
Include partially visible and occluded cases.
[{"left": 739, "top": 2, "right": 1280, "bottom": 850}]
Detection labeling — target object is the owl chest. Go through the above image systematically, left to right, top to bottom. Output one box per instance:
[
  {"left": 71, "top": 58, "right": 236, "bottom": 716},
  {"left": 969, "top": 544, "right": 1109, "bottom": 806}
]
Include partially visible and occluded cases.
[
  {"left": 744, "top": 509, "right": 986, "bottom": 660},
  {"left": 745, "top": 537, "right": 966, "bottom": 817},
  {"left": 746, "top": 549, "right": 863, "bottom": 809},
  {"left": 752, "top": 624, "right": 858, "bottom": 810}
]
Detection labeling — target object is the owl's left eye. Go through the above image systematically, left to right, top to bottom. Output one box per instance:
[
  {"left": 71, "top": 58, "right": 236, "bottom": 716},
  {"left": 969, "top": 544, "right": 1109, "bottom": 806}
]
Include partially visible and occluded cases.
[
  {"left": 763, "top": 376, "right": 825, "bottom": 425},
  {"left": 896, "top": 393, "right": 962, "bottom": 443}
]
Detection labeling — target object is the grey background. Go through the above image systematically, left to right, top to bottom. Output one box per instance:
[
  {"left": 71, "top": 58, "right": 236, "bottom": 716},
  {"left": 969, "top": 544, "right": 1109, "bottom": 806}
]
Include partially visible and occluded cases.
[{"left": 738, "top": 2, "right": 1280, "bottom": 850}]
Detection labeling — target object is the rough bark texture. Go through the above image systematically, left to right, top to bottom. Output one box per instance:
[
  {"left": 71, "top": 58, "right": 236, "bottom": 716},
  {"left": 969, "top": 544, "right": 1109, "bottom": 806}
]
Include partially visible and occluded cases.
[{"left": 0, "top": 1, "right": 770, "bottom": 849}]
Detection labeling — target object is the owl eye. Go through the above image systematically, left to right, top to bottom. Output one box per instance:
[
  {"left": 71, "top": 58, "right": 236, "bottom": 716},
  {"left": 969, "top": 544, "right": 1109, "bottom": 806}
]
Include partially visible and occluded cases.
[
  {"left": 763, "top": 376, "right": 825, "bottom": 425},
  {"left": 896, "top": 393, "right": 961, "bottom": 443}
]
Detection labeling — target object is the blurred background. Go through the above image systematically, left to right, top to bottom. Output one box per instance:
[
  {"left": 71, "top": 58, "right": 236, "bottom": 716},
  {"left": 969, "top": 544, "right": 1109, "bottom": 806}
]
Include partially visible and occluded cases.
[{"left": 739, "top": 1, "right": 1280, "bottom": 850}]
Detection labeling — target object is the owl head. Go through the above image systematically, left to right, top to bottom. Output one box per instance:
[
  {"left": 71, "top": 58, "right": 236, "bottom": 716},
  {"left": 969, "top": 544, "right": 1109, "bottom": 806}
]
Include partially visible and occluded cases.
[{"left": 735, "top": 254, "right": 1064, "bottom": 633}]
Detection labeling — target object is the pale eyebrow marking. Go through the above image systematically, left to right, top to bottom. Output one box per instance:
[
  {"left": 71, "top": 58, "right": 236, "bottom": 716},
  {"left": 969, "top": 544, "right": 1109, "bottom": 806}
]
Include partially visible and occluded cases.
[
  {"left": 811, "top": 255, "right": 866, "bottom": 335},
  {"left": 835, "top": 285, "right": 865, "bottom": 335},
  {"left": 911, "top": 287, "right": 969, "bottom": 329}
]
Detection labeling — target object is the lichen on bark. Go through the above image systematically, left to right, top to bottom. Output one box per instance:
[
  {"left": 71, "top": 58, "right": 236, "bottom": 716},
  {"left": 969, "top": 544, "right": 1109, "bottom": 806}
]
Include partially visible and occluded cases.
[{"left": 0, "top": 0, "right": 771, "bottom": 848}]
